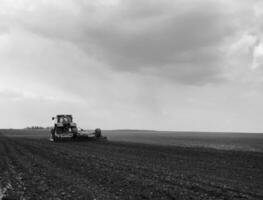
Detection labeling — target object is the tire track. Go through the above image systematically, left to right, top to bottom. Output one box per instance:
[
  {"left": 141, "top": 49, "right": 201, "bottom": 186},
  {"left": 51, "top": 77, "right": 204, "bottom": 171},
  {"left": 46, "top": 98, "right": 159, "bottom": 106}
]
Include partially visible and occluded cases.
[
  {"left": 1, "top": 134, "right": 263, "bottom": 200},
  {"left": 0, "top": 136, "right": 26, "bottom": 200},
  {"left": 6, "top": 137, "right": 115, "bottom": 200},
  {"left": 12, "top": 138, "right": 263, "bottom": 200}
]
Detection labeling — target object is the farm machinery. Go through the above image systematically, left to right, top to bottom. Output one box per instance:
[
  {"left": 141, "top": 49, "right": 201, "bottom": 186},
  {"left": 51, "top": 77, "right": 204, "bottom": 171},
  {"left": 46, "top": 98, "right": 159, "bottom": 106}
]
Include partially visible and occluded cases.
[{"left": 50, "top": 114, "right": 106, "bottom": 141}]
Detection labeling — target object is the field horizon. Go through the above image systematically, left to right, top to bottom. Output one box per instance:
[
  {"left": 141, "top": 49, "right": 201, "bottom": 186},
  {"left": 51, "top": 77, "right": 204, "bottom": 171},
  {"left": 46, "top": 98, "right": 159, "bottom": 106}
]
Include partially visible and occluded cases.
[
  {"left": 3, "top": 127, "right": 263, "bottom": 134},
  {"left": 1, "top": 128, "right": 263, "bottom": 152}
]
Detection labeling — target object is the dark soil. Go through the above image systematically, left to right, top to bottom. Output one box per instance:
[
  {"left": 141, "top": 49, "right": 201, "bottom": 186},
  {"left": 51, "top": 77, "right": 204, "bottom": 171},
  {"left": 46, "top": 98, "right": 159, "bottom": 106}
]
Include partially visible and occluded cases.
[{"left": 0, "top": 130, "right": 263, "bottom": 200}]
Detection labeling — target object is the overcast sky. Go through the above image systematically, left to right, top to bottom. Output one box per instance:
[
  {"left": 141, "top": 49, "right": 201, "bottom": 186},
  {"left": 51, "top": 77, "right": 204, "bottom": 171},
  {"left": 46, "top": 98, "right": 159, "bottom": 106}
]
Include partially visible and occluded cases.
[{"left": 1, "top": 0, "right": 263, "bottom": 132}]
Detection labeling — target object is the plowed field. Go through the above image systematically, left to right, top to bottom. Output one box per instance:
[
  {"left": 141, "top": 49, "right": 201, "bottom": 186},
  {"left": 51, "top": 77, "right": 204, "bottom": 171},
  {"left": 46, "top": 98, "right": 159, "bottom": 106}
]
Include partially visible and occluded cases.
[{"left": 0, "top": 130, "right": 263, "bottom": 200}]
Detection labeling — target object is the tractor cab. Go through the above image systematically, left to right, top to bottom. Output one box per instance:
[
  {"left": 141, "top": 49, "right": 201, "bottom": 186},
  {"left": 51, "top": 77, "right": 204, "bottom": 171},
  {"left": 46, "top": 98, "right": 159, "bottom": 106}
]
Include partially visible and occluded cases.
[
  {"left": 50, "top": 114, "right": 78, "bottom": 141},
  {"left": 53, "top": 115, "right": 73, "bottom": 123}
]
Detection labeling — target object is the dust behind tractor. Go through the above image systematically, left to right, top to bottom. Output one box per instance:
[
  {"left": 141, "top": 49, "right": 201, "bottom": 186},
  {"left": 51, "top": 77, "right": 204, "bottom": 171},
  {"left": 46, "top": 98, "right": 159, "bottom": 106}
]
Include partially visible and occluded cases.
[{"left": 50, "top": 114, "right": 106, "bottom": 142}]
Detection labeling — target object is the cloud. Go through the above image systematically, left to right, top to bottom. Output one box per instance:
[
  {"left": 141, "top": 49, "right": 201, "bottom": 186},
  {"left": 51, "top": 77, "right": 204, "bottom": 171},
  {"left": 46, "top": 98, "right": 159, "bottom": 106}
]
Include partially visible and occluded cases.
[
  {"left": 1, "top": 0, "right": 263, "bottom": 131},
  {"left": 2, "top": 0, "right": 260, "bottom": 85},
  {"left": 252, "top": 40, "right": 263, "bottom": 70},
  {"left": 0, "top": 89, "right": 22, "bottom": 100}
]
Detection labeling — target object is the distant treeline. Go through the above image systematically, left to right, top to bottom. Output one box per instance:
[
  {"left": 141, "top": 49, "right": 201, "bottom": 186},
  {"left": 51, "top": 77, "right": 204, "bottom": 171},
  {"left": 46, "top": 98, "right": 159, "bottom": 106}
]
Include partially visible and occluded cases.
[{"left": 25, "top": 126, "right": 51, "bottom": 130}]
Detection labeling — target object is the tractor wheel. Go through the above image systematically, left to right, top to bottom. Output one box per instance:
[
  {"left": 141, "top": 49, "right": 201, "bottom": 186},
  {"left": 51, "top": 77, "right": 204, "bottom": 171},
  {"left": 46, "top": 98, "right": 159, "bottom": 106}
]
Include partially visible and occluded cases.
[
  {"left": 50, "top": 128, "right": 55, "bottom": 141},
  {"left": 52, "top": 128, "right": 59, "bottom": 142},
  {"left": 95, "top": 128, "right": 101, "bottom": 138},
  {"left": 51, "top": 132, "right": 58, "bottom": 142},
  {"left": 49, "top": 133, "right": 53, "bottom": 141},
  {"left": 72, "top": 133, "right": 77, "bottom": 140},
  {"left": 53, "top": 134, "right": 58, "bottom": 142}
]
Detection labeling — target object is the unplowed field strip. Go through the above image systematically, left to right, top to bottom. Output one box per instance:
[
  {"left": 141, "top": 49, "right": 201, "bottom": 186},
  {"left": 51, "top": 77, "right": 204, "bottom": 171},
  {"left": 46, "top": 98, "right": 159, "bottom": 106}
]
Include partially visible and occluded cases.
[{"left": 0, "top": 132, "right": 263, "bottom": 200}]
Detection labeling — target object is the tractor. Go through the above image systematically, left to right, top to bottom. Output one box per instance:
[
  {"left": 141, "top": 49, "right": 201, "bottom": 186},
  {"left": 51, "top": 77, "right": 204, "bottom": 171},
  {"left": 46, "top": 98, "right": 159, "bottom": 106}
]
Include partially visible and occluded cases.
[{"left": 50, "top": 114, "right": 104, "bottom": 141}]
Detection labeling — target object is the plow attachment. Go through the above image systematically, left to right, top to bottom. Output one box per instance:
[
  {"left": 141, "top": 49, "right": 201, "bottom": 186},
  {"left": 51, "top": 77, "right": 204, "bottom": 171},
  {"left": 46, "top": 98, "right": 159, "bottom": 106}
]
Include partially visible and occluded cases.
[{"left": 75, "top": 128, "right": 107, "bottom": 141}]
